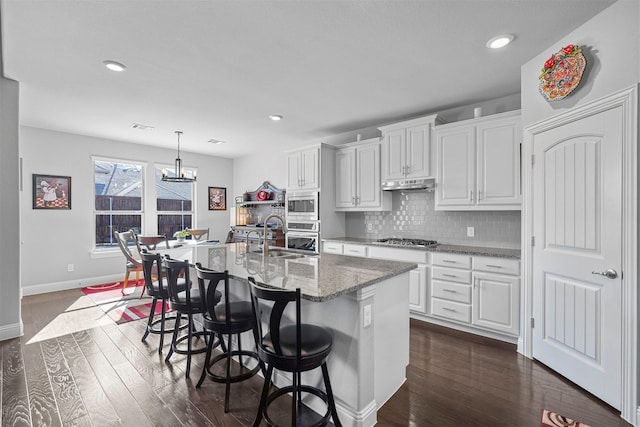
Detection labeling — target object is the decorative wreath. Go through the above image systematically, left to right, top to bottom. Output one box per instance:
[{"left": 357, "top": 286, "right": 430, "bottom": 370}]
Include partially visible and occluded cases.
[{"left": 538, "top": 44, "right": 586, "bottom": 101}]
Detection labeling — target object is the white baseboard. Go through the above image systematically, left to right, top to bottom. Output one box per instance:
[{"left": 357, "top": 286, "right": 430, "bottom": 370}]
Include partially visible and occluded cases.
[
  {"left": 21, "top": 274, "right": 123, "bottom": 296},
  {"left": 0, "top": 321, "right": 23, "bottom": 341}
]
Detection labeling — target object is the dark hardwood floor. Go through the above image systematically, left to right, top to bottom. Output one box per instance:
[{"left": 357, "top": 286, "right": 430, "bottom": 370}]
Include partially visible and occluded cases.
[{"left": 1, "top": 288, "right": 630, "bottom": 426}]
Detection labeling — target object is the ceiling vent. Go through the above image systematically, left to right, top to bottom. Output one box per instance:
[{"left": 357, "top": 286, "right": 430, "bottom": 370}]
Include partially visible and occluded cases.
[{"left": 130, "top": 123, "right": 155, "bottom": 130}]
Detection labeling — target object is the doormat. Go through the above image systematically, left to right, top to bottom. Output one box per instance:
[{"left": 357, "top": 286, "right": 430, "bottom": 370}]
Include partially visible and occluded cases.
[
  {"left": 81, "top": 282, "right": 173, "bottom": 324},
  {"left": 541, "top": 409, "right": 591, "bottom": 427}
]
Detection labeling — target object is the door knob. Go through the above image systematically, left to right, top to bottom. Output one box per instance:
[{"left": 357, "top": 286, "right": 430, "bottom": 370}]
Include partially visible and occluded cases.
[{"left": 591, "top": 268, "right": 618, "bottom": 279}]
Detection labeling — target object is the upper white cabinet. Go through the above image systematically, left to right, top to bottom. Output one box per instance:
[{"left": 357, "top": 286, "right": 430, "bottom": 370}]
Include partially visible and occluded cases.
[
  {"left": 434, "top": 110, "right": 522, "bottom": 210},
  {"left": 378, "top": 114, "right": 441, "bottom": 181},
  {"left": 335, "top": 138, "right": 391, "bottom": 211},
  {"left": 286, "top": 147, "right": 319, "bottom": 190}
]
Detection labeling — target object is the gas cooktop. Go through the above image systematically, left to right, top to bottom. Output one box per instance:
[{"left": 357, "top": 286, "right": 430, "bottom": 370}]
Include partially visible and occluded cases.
[{"left": 376, "top": 238, "right": 438, "bottom": 247}]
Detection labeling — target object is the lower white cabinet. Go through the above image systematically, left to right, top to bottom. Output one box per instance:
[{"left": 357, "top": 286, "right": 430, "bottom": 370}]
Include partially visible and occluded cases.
[
  {"left": 430, "top": 253, "right": 520, "bottom": 337},
  {"left": 409, "top": 265, "right": 428, "bottom": 314},
  {"left": 472, "top": 272, "right": 520, "bottom": 336}
]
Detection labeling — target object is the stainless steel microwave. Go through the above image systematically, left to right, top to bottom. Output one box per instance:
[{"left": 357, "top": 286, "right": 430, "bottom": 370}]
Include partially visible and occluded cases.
[{"left": 285, "top": 191, "right": 319, "bottom": 221}]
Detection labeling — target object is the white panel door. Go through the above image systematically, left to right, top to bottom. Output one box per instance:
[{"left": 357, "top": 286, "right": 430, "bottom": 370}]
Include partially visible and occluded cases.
[{"left": 532, "top": 107, "right": 622, "bottom": 409}]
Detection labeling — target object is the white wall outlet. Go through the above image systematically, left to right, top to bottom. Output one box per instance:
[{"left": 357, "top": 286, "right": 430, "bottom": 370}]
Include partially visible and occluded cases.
[
  {"left": 367, "top": 223, "right": 373, "bottom": 231},
  {"left": 467, "top": 227, "right": 475, "bottom": 238},
  {"left": 67, "top": 263, "right": 74, "bottom": 272},
  {"left": 363, "top": 304, "right": 372, "bottom": 327}
]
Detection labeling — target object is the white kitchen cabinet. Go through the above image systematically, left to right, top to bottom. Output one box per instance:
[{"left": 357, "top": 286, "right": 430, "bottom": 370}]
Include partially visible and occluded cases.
[
  {"left": 435, "top": 110, "right": 522, "bottom": 211},
  {"left": 378, "top": 114, "right": 441, "bottom": 181},
  {"left": 335, "top": 138, "right": 391, "bottom": 211},
  {"left": 286, "top": 147, "right": 319, "bottom": 190},
  {"left": 322, "top": 240, "right": 343, "bottom": 254},
  {"left": 409, "top": 265, "right": 428, "bottom": 314},
  {"left": 472, "top": 272, "right": 520, "bottom": 336}
]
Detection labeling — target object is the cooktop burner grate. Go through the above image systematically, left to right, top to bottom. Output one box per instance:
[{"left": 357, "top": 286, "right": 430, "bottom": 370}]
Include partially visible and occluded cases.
[{"left": 377, "top": 238, "right": 438, "bottom": 247}]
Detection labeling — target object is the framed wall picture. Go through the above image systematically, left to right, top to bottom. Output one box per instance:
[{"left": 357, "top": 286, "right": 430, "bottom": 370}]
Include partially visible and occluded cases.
[
  {"left": 33, "top": 174, "right": 71, "bottom": 209},
  {"left": 209, "top": 186, "right": 227, "bottom": 210}
]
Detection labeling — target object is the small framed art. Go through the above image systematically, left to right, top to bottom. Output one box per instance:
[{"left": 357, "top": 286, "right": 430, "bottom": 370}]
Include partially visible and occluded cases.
[
  {"left": 33, "top": 174, "right": 71, "bottom": 209},
  {"left": 209, "top": 187, "right": 227, "bottom": 210}
]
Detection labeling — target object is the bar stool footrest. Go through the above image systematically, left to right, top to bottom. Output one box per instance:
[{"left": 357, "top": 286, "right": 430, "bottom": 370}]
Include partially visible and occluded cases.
[{"left": 205, "top": 350, "right": 261, "bottom": 383}]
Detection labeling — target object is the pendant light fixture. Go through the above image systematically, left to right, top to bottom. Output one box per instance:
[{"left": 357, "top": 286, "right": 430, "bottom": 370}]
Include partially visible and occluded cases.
[{"left": 162, "top": 131, "right": 196, "bottom": 182}]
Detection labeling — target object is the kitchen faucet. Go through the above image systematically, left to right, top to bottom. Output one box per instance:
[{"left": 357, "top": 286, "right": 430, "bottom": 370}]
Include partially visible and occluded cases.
[
  {"left": 263, "top": 214, "right": 287, "bottom": 257},
  {"left": 245, "top": 229, "right": 261, "bottom": 248}
]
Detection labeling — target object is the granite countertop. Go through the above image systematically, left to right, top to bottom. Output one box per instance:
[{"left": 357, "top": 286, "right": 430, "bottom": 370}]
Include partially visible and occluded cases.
[
  {"left": 322, "top": 237, "right": 521, "bottom": 259},
  {"left": 168, "top": 243, "right": 417, "bottom": 302}
]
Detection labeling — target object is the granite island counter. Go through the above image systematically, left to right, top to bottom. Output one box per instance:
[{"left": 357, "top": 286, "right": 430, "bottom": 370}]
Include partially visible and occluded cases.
[{"left": 164, "top": 242, "right": 416, "bottom": 427}]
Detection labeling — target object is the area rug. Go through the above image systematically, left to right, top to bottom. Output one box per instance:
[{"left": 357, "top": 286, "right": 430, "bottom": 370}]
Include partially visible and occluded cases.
[
  {"left": 82, "top": 282, "right": 172, "bottom": 324},
  {"left": 541, "top": 409, "right": 591, "bottom": 427}
]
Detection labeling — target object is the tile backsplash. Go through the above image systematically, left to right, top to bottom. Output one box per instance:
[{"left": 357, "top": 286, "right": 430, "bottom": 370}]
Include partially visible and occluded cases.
[{"left": 347, "top": 191, "right": 521, "bottom": 249}]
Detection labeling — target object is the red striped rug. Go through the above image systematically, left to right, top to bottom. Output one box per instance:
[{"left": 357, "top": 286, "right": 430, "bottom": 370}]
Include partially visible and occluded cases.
[
  {"left": 81, "top": 282, "right": 173, "bottom": 324},
  {"left": 541, "top": 410, "right": 590, "bottom": 427}
]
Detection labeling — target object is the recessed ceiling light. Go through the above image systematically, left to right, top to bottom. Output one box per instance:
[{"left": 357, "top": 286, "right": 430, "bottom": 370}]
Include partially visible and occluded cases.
[
  {"left": 486, "top": 34, "right": 514, "bottom": 49},
  {"left": 103, "top": 60, "right": 127, "bottom": 72},
  {"left": 269, "top": 114, "right": 283, "bottom": 121},
  {"left": 208, "top": 139, "right": 226, "bottom": 145}
]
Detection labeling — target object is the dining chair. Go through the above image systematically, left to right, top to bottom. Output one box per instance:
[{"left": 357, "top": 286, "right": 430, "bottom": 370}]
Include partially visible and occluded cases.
[
  {"left": 186, "top": 228, "right": 209, "bottom": 241},
  {"left": 114, "top": 229, "right": 143, "bottom": 294},
  {"left": 135, "top": 234, "right": 170, "bottom": 251}
]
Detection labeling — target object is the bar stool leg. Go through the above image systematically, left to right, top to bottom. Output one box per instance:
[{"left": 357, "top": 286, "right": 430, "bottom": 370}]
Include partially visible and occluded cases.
[
  {"left": 142, "top": 296, "right": 158, "bottom": 342},
  {"left": 158, "top": 300, "right": 167, "bottom": 353},
  {"left": 166, "top": 312, "right": 182, "bottom": 362},
  {"left": 186, "top": 313, "right": 193, "bottom": 378},
  {"left": 196, "top": 331, "right": 215, "bottom": 388},
  {"left": 225, "top": 334, "right": 232, "bottom": 412},
  {"left": 321, "top": 362, "right": 342, "bottom": 427},
  {"left": 253, "top": 365, "right": 273, "bottom": 427},
  {"left": 291, "top": 369, "right": 298, "bottom": 426}
]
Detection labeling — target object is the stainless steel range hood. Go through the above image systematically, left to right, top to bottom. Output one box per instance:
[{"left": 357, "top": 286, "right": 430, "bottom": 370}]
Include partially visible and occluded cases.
[{"left": 382, "top": 177, "right": 435, "bottom": 191}]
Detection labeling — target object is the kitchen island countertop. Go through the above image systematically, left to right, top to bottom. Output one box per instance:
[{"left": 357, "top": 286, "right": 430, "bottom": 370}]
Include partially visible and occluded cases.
[
  {"left": 322, "top": 236, "right": 521, "bottom": 259},
  {"left": 166, "top": 242, "right": 417, "bottom": 302}
]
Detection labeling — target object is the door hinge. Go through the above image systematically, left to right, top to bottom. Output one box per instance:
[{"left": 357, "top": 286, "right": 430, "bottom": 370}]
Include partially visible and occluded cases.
[
  {"left": 531, "top": 154, "right": 535, "bottom": 167},
  {"left": 531, "top": 236, "right": 535, "bottom": 246},
  {"left": 531, "top": 318, "right": 535, "bottom": 328}
]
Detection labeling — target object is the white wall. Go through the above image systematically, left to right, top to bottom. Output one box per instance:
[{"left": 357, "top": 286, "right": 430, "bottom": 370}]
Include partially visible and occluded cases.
[
  {"left": 521, "top": 0, "right": 639, "bottom": 126},
  {"left": 0, "top": 76, "right": 21, "bottom": 340},
  {"left": 20, "top": 126, "right": 234, "bottom": 294}
]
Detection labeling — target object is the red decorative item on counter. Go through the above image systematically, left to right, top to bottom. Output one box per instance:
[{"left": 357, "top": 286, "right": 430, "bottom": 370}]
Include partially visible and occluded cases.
[
  {"left": 539, "top": 44, "right": 586, "bottom": 101},
  {"left": 256, "top": 189, "right": 269, "bottom": 201}
]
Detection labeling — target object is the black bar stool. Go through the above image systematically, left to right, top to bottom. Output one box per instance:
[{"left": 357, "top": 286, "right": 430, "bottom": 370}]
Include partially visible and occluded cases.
[
  {"left": 139, "top": 250, "right": 184, "bottom": 353},
  {"left": 164, "top": 255, "right": 219, "bottom": 378},
  {"left": 194, "top": 264, "right": 262, "bottom": 412},
  {"left": 248, "top": 277, "right": 342, "bottom": 427}
]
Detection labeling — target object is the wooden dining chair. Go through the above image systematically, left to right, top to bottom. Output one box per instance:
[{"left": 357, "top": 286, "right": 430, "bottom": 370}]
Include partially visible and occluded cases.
[
  {"left": 186, "top": 228, "right": 209, "bottom": 241},
  {"left": 114, "top": 229, "right": 143, "bottom": 294}
]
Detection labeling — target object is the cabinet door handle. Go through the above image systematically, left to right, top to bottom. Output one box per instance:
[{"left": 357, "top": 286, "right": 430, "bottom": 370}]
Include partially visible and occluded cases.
[
  {"left": 470, "top": 190, "right": 474, "bottom": 202},
  {"left": 478, "top": 190, "right": 483, "bottom": 200},
  {"left": 442, "top": 260, "right": 457, "bottom": 264},
  {"left": 485, "top": 264, "right": 503, "bottom": 268},
  {"left": 442, "top": 273, "right": 457, "bottom": 278},
  {"left": 442, "top": 289, "right": 457, "bottom": 293},
  {"left": 442, "top": 307, "right": 456, "bottom": 312}
]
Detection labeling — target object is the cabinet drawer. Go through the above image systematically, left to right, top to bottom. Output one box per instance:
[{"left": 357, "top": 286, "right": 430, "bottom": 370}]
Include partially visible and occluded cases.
[
  {"left": 323, "top": 241, "right": 343, "bottom": 254},
  {"left": 343, "top": 244, "right": 368, "bottom": 257},
  {"left": 432, "top": 253, "right": 472, "bottom": 269},
  {"left": 473, "top": 257, "right": 520, "bottom": 276},
  {"left": 432, "top": 266, "right": 471, "bottom": 284},
  {"left": 431, "top": 280, "right": 471, "bottom": 304},
  {"left": 431, "top": 299, "right": 471, "bottom": 323}
]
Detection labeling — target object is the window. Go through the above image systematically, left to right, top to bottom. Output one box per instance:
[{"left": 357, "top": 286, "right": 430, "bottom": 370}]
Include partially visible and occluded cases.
[
  {"left": 94, "top": 160, "right": 144, "bottom": 248},
  {"left": 155, "top": 165, "right": 194, "bottom": 239}
]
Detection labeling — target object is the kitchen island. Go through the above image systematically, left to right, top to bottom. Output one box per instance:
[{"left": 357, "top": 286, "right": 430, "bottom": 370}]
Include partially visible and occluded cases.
[{"left": 165, "top": 242, "right": 417, "bottom": 427}]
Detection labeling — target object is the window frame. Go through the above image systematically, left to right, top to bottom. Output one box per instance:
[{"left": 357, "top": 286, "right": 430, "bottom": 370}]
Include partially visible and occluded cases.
[
  {"left": 92, "top": 156, "right": 147, "bottom": 251},
  {"left": 154, "top": 163, "right": 197, "bottom": 239}
]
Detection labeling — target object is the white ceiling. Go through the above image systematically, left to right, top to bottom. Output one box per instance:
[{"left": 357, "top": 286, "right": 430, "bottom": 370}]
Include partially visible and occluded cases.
[{"left": 1, "top": 0, "right": 616, "bottom": 159}]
